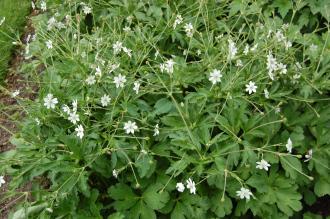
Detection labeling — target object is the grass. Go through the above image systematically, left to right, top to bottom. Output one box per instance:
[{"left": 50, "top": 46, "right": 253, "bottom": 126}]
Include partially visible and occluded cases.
[{"left": 0, "top": 0, "right": 30, "bottom": 82}]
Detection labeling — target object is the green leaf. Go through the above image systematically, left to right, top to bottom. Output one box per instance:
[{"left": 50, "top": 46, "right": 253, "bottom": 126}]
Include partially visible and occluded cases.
[
  {"left": 272, "top": 0, "right": 292, "bottom": 18},
  {"left": 154, "top": 98, "right": 173, "bottom": 115},
  {"left": 280, "top": 156, "right": 302, "bottom": 179},
  {"left": 314, "top": 177, "right": 330, "bottom": 197},
  {"left": 108, "top": 183, "right": 137, "bottom": 211},
  {"left": 143, "top": 184, "right": 170, "bottom": 210},
  {"left": 210, "top": 194, "right": 232, "bottom": 218},
  {"left": 130, "top": 200, "right": 156, "bottom": 219},
  {"left": 12, "top": 203, "right": 48, "bottom": 219},
  {"left": 108, "top": 212, "right": 125, "bottom": 219}
]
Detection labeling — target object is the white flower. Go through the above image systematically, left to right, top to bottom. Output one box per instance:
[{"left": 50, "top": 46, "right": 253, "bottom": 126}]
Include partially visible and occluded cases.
[
  {"left": 31, "top": 1, "right": 36, "bottom": 10},
  {"left": 40, "top": 1, "right": 47, "bottom": 11},
  {"left": 83, "top": 6, "right": 92, "bottom": 15},
  {"left": 173, "top": 15, "right": 183, "bottom": 29},
  {"left": 0, "top": 17, "right": 5, "bottom": 26},
  {"left": 184, "top": 23, "right": 194, "bottom": 37},
  {"left": 123, "top": 26, "right": 131, "bottom": 32},
  {"left": 275, "top": 30, "right": 285, "bottom": 42},
  {"left": 228, "top": 39, "right": 237, "bottom": 60},
  {"left": 46, "top": 40, "right": 53, "bottom": 49},
  {"left": 284, "top": 40, "right": 292, "bottom": 50},
  {"left": 113, "top": 41, "right": 122, "bottom": 54},
  {"left": 250, "top": 43, "right": 258, "bottom": 52},
  {"left": 243, "top": 44, "right": 249, "bottom": 55},
  {"left": 310, "top": 44, "right": 318, "bottom": 52},
  {"left": 122, "top": 47, "right": 132, "bottom": 57},
  {"left": 266, "top": 51, "right": 278, "bottom": 80},
  {"left": 160, "top": 59, "right": 175, "bottom": 74},
  {"left": 236, "top": 59, "right": 243, "bottom": 67},
  {"left": 109, "top": 63, "right": 120, "bottom": 74},
  {"left": 277, "top": 63, "right": 287, "bottom": 75},
  {"left": 95, "top": 66, "right": 102, "bottom": 77},
  {"left": 208, "top": 69, "right": 222, "bottom": 85},
  {"left": 113, "top": 74, "right": 126, "bottom": 88},
  {"left": 86, "top": 75, "right": 96, "bottom": 85},
  {"left": 245, "top": 81, "right": 257, "bottom": 94},
  {"left": 133, "top": 82, "right": 140, "bottom": 94},
  {"left": 264, "top": 89, "right": 269, "bottom": 99},
  {"left": 11, "top": 90, "right": 20, "bottom": 98},
  {"left": 44, "top": 93, "right": 58, "bottom": 109},
  {"left": 101, "top": 94, "right": 111, "bottom": 107},
  {"left": 72, "top": 99, "right": 78, "bottom": 112},
  {"left": 62, "top": 105, "right": 70, "bottom": 114},
  {"left": 275, "top": 106, "right": 281, "bottom": 114},
  {"left": 68, "top": 112, "right": 80, "bottom": 124},
  {"left": 35, "top": 118, "right": 40, "bottom": 125},
  {"left": 124, "top": 121, "right": 138, "bottom": 134},
  {"left": 153, "top": 124, "right": 159, "bottom": 136},
  {"left": 75, "top": 125, "right": 84, "bottom": 139},
  {"left": 286, "top": 138, "right": 293, "bottom": 153},
  {"left": 304, "top": 149, "right": 313, "bottom": 162},
  {"left": 256, "top": 159, "right": 271, "bottom": 171},
  {"left": 112, "top": 169, "right": 118, "bottom": 178},
  {"left": 0, "top": 176, "right": 5, "bottom": 188},
  {"left": 186, "top": 178, "right": 196, "bottom": 194},
  {"left": 176, "top": 182, "right": 185, "bottom": 192},
  {"left": 236, "top": 187, "right": 253, "bottom": 200}
]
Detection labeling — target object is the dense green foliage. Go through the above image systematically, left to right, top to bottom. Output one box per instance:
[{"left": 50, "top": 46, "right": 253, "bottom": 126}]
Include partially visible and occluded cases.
[
  {"left": 0, "top": 0, "right": 30, "bottom": 82},
  {"left": 1, "top": 0, "right": 330, "bottom": 218}
]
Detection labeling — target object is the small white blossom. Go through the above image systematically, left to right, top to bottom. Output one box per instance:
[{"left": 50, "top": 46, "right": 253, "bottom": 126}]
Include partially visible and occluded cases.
[
  {"left": 31, "top": 1, "right": 36, "bottom": 9},
  {"left": 40, "top": 1, "right": 47, "bottom": 11},
  {"left": 83, "top": 6, "right": 92, "bottom": 15},
  {"left": 173, "top": 15, "right": 183, "bottom": 29},
  {"left": 0, "top": 17, "right": 5, "bottom": 26},
  {"left": 184, "top": 23, "right": 194, "bottom": 38},
  {"left": 123, "top": 26, "right": 131, "bottom": 32},
  {"left": 275, "top": 30, "right": 285, "bottom": 42},
  {"left": 228, "top": 39, "right": 237, "bottom": 60},
  {"left": 46, "top": 40, "right": 53, "bottom": 49},
  {"left": 284, "top": 40, "right": 292, "bottom": 50},
  {"left": 113, "top": 41, "right": 123, "bottom": 54},
  {"left": 250, "top": 43, "right": 258, "bottom": 52},
  {"left": 243, "top": 44, "right": 249, "bottom": 55},
  {"left": 310, "top": 44, "right": 318, "bottom": 52},
  {"left": 122, "top": 47, "right": 132, "bottom": 57},
  {"left": 197, "top": 49, "right": 201, "bottom": 56},
  {"left": 267, "top": 52, "right": 278, "bottom": 80},
  {"left": 160, "top": 59, "right": 175, "bottom": 74},
  {"left": 236, "top": 59, "right": 243, "bottom": 67},
  {"left": 277, "top": 62, "right": 287, "bottom": 75},
  {"left": 109, "top": 63, "right": 120, "bottom": 74},
  {"left": 95, "top": 66, "right": 102, "bottom": 77},
  {"left": 208, "top": 69, "right": 222, "bottom": 85},
  {"left": 113, "top": 74, "right": 126, "bottom": 88},
  {"left": 86, "top": 75, "right": 96, "bottom": 85},
  {"left": 245, "top": 81, "right": 257, "bottom": 94},
  {"left": 133, "top": 82, "right": 140, "bottom": 94},
  {"left": 264, "top": 89, "right": 269, "bottom": 99},
  {"left": 11, "top": 90, "right": 20, "bottom": 98},
  {"left": 44, "top": 93, "right": 58, "bottom": 109},
  {"left": 101, "top": 94, "right": 111, "bottom": 107},
  {"left": 72, "top": 100, "right": 78, "bottom": 112},
  {"left": 62, "top": 104, "right": 70, "bottom": 114},
  {"left": 275, "top": 106, "right": 281, "bottom": 114},
  {"left": 68, "top": 112, "right": 80, "bottom": 124},
  {"left": 35, "top": 118, "right": 40, "bottom": 125},
  {"left": 124, "top": 121, "right": 138, "bottom": 134},
  {"left": 153, "top": 124, "right": 159, "bottom": 136},
  {"left": 75, "top": 125, "right": 84, "bottom": 139},
  {"left": 286, "top": 138, "right": 293, "bottom": 153},
  {"left": 304, "top": 149, "right": 313, "bottom": 162},
  {"left": 256, "top": 159, "right": 271, "bottom": 171},
  {"left": 112, "top": 169, "right": 118, "bottom": 178},
  {"left": 0, "top": 176, "right": 5, "bottom": 188},
  {"left": 186, "top": 178, "right": 196, "bottom": 194},
  {"left": 176, "top": 182, "right": 185, "bottom": 192},
  {"left": 236, "top": 187, "right": 253, "bottom": 200}
]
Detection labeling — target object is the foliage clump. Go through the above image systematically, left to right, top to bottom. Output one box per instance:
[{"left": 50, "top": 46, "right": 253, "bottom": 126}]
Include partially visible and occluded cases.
[{"left": 1, "top": 0, "right": 330, "bottom": 218}]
